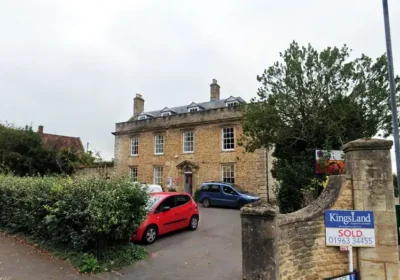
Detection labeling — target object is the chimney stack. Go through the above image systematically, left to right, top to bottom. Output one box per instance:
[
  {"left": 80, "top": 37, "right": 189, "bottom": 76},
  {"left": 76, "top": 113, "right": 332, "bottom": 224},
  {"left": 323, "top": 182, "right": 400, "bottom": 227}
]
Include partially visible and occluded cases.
[
  {"left": 210, "top": 79, "right": 220, "bottom": 101},
  {"left": 133, "top": 93, "right": 144, "bottom": 115},
  {"left": 38, "top": 125, "right": 44, "bottom": 136}
]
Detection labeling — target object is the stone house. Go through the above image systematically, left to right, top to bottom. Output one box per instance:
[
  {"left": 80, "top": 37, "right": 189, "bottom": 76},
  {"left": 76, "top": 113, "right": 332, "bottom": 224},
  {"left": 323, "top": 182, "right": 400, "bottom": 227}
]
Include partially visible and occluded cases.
[{"left": 112, "top": 79, "right": 275, "bottom": 200}]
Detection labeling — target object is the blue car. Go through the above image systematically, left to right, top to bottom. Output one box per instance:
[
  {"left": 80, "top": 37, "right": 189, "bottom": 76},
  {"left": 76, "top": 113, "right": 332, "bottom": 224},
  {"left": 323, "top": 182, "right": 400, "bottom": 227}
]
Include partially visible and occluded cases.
[{"left": 198, "top": 181, "right": 261, "bottom": 209}]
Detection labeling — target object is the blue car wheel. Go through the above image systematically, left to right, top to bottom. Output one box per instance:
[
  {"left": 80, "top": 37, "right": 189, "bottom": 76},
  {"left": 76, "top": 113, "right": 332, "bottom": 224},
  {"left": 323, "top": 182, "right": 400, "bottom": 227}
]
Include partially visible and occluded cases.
[{"left": 202, "top": 198, "right": 211, "bottom": 208}]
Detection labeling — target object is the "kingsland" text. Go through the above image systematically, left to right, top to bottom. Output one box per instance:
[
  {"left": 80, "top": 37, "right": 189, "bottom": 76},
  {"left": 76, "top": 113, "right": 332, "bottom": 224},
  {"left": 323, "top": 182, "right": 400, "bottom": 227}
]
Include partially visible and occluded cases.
[{"left": 329, "top": 212, "right": 371, "bottom": 225}]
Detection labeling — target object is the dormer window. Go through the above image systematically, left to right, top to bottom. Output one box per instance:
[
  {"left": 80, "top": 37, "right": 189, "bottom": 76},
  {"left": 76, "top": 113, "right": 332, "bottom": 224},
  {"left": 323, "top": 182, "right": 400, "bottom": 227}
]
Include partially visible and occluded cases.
[
  {"left": 224, "top": 96, "right": 242, "bottom": 108},
  {"left": 226, "top": 101, "right": 239, "bottom": 107},
  {"left": 187, "top": 102, "right": 204, "bottom": 113},
  {"left": 160, "top": 107, "right": 176, "bottom": 117},
  {"left": 188, "top": 107, "right": 199, "bottom": 113},
  {"left": 136, "top": 112, "right": 153, "bottom": 120}
]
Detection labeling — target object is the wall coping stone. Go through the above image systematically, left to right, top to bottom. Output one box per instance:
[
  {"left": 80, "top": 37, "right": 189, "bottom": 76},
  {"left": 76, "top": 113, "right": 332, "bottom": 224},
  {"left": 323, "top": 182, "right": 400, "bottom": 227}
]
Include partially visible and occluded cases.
[
  {"left": 342, "top": 138, "right": 393, "bottom": 152},
  {"left": 277, "top": 175, "right": 346, "bottom": 226},
  {"left": 241, "top": 200, "right": 278, "bottom": 217}
]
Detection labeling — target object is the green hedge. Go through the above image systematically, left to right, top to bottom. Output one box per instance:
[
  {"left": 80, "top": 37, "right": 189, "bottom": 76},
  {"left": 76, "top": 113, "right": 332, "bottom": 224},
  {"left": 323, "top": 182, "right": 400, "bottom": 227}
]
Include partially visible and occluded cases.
[
  {"left": 0, "top": 175, "right": 149, "bottom": 262},
  {"left": 193, "top": 189, "right": 200, "bottom": 202}
]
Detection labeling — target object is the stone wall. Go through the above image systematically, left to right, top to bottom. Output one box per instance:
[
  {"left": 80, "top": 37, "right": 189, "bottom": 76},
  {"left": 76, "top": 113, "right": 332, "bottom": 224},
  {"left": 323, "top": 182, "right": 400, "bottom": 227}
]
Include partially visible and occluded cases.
[
  {"left": 241, "top": 138, "right": 400, "bottom": 280},
  {"left": 344, "top": 139, "right": 399, "bottom": 279},
  {"left": 267, "top": 146, "right": 276, "bottom": 202},
  {"left": 255, "top": 148, "right": 277, "bottom": 203},
  {"left": 256, "top": 149, "right": 268, "bottom": 201},
  {"left": 75, "top": 165, "right": 114, "bottom": 178},
  {"left": 278, "top": 175, "right": 355, "bottom": 279}
]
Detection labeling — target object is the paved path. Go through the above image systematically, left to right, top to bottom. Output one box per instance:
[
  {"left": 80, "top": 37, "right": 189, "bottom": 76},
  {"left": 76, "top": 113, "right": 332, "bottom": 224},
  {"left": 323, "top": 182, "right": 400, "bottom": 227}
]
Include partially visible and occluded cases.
[
  {"left": 0, "top": 207, "right": 242, "bottom": 280},
  {"left": 0, "top": 232, "right": 95, "bottom": 280}
]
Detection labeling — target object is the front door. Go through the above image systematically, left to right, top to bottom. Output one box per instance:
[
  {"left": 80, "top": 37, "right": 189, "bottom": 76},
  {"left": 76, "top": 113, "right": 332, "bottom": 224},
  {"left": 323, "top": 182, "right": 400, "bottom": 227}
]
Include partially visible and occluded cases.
[{"left": 184, "top": 173, "right": 193, "bottom": 195}]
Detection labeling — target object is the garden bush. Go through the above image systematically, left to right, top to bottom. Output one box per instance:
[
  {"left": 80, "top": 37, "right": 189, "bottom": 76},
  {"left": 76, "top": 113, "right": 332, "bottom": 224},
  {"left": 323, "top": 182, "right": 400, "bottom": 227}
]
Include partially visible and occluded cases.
[
  {"left": 0, "top": 174, "right": 149, "bottom": 272},
  {"left": 193, "top": 189, "right": 200, "bottom": 202}
]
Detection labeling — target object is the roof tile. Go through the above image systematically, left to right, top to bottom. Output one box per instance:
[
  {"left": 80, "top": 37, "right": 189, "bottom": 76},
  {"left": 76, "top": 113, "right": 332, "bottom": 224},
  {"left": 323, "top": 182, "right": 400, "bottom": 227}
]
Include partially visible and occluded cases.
[{"left": 41, "top": 133, "right": 84, "bottom": 152}]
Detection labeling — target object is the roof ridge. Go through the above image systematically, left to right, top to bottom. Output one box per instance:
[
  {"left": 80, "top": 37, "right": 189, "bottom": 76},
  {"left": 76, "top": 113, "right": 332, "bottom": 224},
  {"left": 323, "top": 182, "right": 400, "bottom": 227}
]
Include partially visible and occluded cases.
[
  {"left": 128, "top": 96, "right": 245, "bottom": 121},
  {"left": 144, "top": 97, "right": 237, "bottom": 113},
  {"left": 42, "top": 133, "right": 81, "bottom": 139}
]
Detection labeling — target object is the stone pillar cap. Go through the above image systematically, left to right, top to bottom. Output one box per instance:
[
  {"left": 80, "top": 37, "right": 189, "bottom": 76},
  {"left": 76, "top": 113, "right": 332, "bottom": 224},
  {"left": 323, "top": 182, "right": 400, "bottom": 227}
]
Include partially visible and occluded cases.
[
  {"left": 343, "top": 138, "right": 393, "bottom": 152},
  {"left": 240, "top": 201, "right": 278, "bottom": 217}
]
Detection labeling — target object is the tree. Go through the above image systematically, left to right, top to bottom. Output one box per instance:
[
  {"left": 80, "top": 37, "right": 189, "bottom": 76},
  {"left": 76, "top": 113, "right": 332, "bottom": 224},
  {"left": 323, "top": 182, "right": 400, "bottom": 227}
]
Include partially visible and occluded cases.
[
  {"left": 240, "top": 41, "right": 400, "bottom": 213},
  {"left": 0, "top": 122, "right": 99, "bottom": 176},
  {"left": 0, "top": 123, "right": 56, "bottom": 175}
]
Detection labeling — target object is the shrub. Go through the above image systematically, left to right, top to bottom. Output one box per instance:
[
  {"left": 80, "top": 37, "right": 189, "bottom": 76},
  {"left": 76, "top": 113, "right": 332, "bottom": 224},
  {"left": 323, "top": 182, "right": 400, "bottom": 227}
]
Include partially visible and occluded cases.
[
  {"left": 0, "top": 123, "right": 102, "bottom": 176},
  {"left": 273, "top": 158, "right": 316, "bottom": 213},
  {"left": 0, "top": 175, "right": 149, "bottom": 259},
  {"left": 168, "top": 188, "right": 177, "bottom": 192},
  {"left": 193, "top": 189, "right": 200, "bottom": 202},
  {"left": 79, "top": 253, "right": 101, "bottom": 273}
]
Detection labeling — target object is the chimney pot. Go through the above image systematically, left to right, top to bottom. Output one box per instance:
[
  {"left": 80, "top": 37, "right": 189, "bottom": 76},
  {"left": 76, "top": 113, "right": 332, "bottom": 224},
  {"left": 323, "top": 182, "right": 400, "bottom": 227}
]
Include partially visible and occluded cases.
[
  {"left": 210, "top": 79, "right": 220, "bottom": 101},
  {"left": 134, "top": 93, "right": 145, "bottom": 116},
  {"left": 38, "top": 125, "right": 44, "bottom": 136}
]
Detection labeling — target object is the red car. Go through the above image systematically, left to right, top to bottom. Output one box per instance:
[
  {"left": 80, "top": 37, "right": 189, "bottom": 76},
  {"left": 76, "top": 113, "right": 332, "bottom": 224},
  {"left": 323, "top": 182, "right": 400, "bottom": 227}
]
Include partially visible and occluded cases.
[{"left": 131, "top": 192, "right": 200, "bottom": 244}]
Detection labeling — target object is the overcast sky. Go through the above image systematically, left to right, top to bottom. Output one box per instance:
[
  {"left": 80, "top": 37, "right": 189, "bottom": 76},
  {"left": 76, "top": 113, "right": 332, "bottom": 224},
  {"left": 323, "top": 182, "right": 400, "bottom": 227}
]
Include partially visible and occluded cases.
[{"left": 0, "top": 0, "right": 399, "bottom": 166}]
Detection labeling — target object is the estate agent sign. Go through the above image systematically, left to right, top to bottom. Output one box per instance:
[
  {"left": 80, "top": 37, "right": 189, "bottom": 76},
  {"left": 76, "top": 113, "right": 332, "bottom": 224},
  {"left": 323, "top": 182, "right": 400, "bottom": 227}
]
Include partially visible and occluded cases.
[
  {"left": 324, "top": 210, "right": 375, "bottom": 279},
  {"left": 325, "top": 210, "right": 375, "bottom": 247}
]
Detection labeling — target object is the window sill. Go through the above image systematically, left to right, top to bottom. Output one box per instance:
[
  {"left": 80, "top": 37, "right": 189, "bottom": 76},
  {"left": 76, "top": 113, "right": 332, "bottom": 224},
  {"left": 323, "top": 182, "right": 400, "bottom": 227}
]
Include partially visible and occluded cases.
[
  {"left": 221, "top": 149, "right": 235, "bottom": 152},
  {"left": 183, "top": 151, "right": 194, "bottom": 154},
  {"left": 154, "top": 153, "right": 164, "bottom": 156},
  {"left": 129, "top": 155, "right": 139, "bottom": 157}
]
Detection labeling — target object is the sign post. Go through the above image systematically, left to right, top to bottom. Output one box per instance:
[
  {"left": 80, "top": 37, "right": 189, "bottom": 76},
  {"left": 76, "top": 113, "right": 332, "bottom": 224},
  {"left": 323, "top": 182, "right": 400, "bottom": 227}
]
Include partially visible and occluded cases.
[
  {"left": 396, "top": 205, "right": 400, "bottom": 245},
  {"left": 325, "top": 210, "right": 375, "bottom": 278},
  {"left": 348, "top": 246, "right": 353, "bottom": 272}
]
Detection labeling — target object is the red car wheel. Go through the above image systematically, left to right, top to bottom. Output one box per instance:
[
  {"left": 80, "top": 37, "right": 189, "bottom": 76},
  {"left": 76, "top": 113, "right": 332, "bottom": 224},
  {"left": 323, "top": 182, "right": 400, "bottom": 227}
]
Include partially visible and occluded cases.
[{"left": 142, "top": 225, "right": 158, "bottom": 244}]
